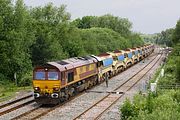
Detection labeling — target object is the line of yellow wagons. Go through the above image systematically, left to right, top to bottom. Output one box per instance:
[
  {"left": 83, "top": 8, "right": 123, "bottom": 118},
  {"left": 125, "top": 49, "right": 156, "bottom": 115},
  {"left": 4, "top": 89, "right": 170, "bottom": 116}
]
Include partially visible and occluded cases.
[{"left": 33, "top": 44, "right": 154, "bottom": 104}]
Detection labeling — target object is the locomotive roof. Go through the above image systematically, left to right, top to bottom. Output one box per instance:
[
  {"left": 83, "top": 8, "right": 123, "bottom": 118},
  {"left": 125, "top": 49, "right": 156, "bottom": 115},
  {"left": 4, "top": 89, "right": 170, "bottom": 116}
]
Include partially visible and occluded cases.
[{"left": 47, "top": 56, "right": 97, "bottom": 71}]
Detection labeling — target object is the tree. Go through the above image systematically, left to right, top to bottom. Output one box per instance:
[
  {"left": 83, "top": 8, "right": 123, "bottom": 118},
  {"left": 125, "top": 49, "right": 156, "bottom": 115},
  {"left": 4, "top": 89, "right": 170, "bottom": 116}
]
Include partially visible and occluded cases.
[
  {"left": 0, "top": 0, "right": 33, "bottom": 82},
  {"left": 30, "top": 3, "right": 70, "bottom": 66},
  {"left": 73, "top": 14, "right": 132, "bottom": 38},
  {"left": 73, "top": 16, "right": 96, "bottom": 29},
  {"left": 172, "top": 19, "right": 180, "bottom": 44},
  {"left": 79, "top": 28, "right": 131, "bottom": 54}
]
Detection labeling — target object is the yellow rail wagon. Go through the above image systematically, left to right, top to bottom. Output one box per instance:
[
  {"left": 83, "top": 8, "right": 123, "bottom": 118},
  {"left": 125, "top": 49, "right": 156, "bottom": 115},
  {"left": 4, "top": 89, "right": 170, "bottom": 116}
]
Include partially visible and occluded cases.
[
  {"left": 143, "top": 44, "right": 154, "bottom": 57},
  {"left": 149, "top": 44, "right": 155, "bottom": 53},
  {"left": 143, "top": 45, "right": 149, "bottom": 58},
  {"left": 137, "top": 46, "right": 144, "bottom": 60},
  {"left": 129, "top": 48, "right": 140, "bottom": 63},
  {"left": 124, "top": 49, "right": 134, "bottom": 67},
  {"left": 108, "top": 50, "right": 126, "bottom": 75},
  {"left": 91, "top": 53, "right": 114, "bottom": 82},
  {"left": 33, "top": 56, "right": 98, "bottom": 104}
]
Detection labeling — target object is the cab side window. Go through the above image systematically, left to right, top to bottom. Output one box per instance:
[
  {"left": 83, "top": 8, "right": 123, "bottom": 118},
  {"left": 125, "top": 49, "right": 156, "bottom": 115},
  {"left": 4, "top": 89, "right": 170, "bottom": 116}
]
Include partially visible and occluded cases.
[{"left": 67, "top": 72, "right": 74, "bottom": 83}]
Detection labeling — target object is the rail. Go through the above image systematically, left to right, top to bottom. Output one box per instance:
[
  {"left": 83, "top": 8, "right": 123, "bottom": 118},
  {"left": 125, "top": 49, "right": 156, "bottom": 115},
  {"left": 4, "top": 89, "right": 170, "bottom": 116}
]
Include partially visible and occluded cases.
[
  {"left": 9, "top": 52, "right": 159, "bottom": 119},
  {"left": 73, "top": 53, "right": 162, "bottom": 120}
]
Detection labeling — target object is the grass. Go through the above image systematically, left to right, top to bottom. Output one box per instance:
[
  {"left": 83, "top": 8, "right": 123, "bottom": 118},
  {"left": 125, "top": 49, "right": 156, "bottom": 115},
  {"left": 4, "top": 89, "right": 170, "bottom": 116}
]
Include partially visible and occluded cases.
[{"left": 0, "top": 82, "right": 32, "bottom": 102}]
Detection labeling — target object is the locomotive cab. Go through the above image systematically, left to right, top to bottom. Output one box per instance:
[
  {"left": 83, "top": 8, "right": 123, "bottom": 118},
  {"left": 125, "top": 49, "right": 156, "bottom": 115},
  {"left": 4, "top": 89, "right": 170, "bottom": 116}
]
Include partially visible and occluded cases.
[{"left": 33, "top": 66, "right": 61, "bottom": 104}]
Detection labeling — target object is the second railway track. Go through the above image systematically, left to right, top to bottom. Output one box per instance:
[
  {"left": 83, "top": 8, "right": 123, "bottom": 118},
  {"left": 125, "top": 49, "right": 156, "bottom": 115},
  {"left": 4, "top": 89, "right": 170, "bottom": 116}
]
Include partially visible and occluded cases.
[
  {"left": 2, "top": 52, "right": 160, "bottom": 120},
  {"left": 73, "top": 53, "right": 162, "bottom": 120},
  {"left": 0, "top": 94, "right": 34, "bottom": 116}
]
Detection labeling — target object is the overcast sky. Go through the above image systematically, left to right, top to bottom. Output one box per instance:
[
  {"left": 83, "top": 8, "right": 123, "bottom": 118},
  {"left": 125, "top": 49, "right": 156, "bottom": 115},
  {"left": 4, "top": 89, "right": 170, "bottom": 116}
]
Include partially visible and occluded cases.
[{"left": 24, "top": 0, "right": 180, "bottom": 34}]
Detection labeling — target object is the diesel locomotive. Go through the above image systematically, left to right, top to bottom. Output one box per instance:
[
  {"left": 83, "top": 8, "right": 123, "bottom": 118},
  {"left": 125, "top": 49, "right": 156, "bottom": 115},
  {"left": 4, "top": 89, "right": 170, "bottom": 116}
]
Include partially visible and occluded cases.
[{"left": 33, "top": 44, "right": 154, "bottom": 104}]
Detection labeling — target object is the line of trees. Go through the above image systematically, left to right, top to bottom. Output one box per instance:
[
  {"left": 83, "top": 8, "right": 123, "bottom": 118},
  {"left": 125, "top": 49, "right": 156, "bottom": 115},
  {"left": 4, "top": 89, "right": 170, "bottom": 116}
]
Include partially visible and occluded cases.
[
  {"left": 0, "top": 0, "right": 144, "bottom": 86},
  {"left": 142, "top": 21, "right": 180, "bottom": 47}
]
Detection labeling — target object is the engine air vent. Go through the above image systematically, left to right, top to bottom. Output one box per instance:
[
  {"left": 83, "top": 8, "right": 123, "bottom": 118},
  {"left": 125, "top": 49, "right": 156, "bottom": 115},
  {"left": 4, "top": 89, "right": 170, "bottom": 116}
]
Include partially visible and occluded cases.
[{"left": 56, "top": 61, "right": 69, "bottom": 65}]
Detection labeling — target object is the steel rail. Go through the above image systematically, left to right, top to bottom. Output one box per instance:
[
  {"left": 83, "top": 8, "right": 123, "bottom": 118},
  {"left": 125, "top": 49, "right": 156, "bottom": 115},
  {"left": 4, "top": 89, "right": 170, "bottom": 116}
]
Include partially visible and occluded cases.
[
  {"left": 11, "top": 52, "right": 158, "bottom": 120},
  {"left": 32, "top": 53, "right": 159, "bottom": 120},
  {"left": 73, "top": 53, "right": 162, "bottom": 120},
  {"left": 94, "top": 53, "right": 163, "bottom": 120},
  {"left": 11, "top": 90, "right": 87, "bottom": 120},
  {"left": 0, "top": 94, "right": 33, "bottom": 109},
  {"left": 0, "top": 99, "right": 34, "bottom": 116}
]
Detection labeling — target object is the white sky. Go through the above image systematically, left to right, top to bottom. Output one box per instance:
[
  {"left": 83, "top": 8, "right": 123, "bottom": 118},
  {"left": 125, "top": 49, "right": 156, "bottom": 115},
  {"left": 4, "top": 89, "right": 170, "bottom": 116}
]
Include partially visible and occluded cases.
[{"left": 24, "top": 0, "right": 180, "bottom": 34}]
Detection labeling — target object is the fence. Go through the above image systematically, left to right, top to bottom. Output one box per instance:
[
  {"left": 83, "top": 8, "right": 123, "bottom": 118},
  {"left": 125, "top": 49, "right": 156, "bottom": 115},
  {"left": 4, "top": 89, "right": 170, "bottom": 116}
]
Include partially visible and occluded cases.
[{"left": 158, "top": 84, "right": 180, "bottom": 89}]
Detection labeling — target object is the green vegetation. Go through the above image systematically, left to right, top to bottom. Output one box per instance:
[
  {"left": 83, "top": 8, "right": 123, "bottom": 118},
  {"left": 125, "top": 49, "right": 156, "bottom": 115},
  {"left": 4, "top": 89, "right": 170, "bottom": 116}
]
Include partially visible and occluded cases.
[
  {"left": 0, "top": 0, "right": 144, "bottom": 99},
  {"left": 73, "top": 14, "right": 132, "bottom": 38},
  {"left": 120, "top": 19, "right": 180, "bottom": 120},
  {"left": 79, "top": 28, "right": 138, "bottom": 55},
  {"left": 142, "top": 28, "right": 174, "bottom": 47},
  {"left": 158, "top": 53, "right": 180, "bottom": 86},
  {"left": 0, "top": 79, "right": 32, "bottom": 101},
  {"left": 120, "top": 90, "right": 180, "bottom": 120}
]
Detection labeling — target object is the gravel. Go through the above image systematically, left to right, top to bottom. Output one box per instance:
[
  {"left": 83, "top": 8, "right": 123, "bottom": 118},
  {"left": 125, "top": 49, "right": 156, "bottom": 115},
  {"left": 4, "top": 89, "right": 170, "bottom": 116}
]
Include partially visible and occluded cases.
[
  {"left": 0, "top": 50, "right": 162, "bottom": 120},
  {"left": 38, "top": 53, "right": 159, "bottom": 120},
  {"left": 98, "top": 53, "right": 164, "bottom": 120},
  {"left": 0, "top": 101, "right": 39, "bottom": 120}
]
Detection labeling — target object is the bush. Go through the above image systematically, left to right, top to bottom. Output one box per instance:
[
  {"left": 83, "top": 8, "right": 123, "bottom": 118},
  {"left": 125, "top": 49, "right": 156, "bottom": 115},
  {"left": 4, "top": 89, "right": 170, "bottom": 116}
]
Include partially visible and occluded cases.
[
  {"left": 175, "top": 58, "right": 180, "bottom": 82},
  {"left": 18, "top": 72, "right": 32, "bottom": 87},
  {"left": 0, "top": 73, "right": 8, "bottom": 84},
  {"left": 120, "top": 90, "right": 180, "bottom": 120},
  {"left": 173, "top": 91, "right": 180, "bottom": 103},
  {"left": 120, "top": 99, "right": 137, "bottom": 120},
  {"left": 132, "top": 107, "right": 180, "bottom": 120}
]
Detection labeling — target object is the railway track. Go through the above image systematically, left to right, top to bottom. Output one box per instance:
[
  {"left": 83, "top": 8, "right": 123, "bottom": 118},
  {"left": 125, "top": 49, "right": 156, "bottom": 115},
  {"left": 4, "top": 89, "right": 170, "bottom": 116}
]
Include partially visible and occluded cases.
[
  {"left": 9, "top": 52, "right": 159, "bottom": 120},
  {"left": 73, "top": 53, "right": 162, "bottom": 120},
  {"left": 11, "top": 91, "right": 86, "bottom": 120},
  {"left": 0, "top": 94, "right": 34, "bottom": 116},
  {"left": 0, "top": 94, "right": 32, "bottom": 109}
]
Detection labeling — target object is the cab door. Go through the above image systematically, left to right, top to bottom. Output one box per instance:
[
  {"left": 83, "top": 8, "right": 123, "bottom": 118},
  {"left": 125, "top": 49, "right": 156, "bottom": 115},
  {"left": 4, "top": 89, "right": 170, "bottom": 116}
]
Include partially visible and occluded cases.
[{"left": 61, "top": 72, "right": 66, "bottom": 86}]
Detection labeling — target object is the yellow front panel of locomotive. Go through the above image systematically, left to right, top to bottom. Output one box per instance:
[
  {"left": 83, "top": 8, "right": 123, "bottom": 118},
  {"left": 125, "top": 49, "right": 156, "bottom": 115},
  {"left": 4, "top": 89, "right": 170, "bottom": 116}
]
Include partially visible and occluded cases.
[{"left": 33, "top": 80, "right": 61, "bottom": 94}]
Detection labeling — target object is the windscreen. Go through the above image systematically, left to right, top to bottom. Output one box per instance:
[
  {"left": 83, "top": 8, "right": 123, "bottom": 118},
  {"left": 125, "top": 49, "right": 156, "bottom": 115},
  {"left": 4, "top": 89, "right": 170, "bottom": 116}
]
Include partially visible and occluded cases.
[
  {"left": 34, "top": 68, "right": 59, "bottom": 80},
  {"left": 35, "top": 71, "right": 45, "bottom": 80},
  {"left": 48, "top": 72, "right": 58, "bottom": 80}
]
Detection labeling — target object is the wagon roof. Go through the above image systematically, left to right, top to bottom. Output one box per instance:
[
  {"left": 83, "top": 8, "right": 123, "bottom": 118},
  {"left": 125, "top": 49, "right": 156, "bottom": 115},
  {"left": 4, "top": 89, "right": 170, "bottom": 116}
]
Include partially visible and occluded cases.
[
  {"left": 108, "top": 50, "right": 124, "bottom": 56},
  {"left": 98, "top": 53, "right": 110, "bottom": 57}
]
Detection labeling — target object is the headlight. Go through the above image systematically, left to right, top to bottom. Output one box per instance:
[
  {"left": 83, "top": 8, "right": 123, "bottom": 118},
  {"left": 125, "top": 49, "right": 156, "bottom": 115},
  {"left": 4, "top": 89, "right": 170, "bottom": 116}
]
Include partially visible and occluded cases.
[
  {"left": 34, "top": 87, "right": 40, "bottom": 91},
  {"left": 53, "top": 87, "right": 59, "bottom": 91}
]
